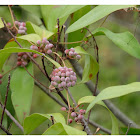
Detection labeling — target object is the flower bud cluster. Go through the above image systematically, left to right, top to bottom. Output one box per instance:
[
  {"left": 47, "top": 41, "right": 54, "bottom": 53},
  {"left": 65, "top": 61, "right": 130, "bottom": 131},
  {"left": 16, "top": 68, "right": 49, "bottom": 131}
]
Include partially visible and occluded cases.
[
  {"left": 15, "top": 21, "right": 27, "bottom": 35},
  {"left": 30, "top": 38, "right": 54, "bottom": 55},
  {"left": 65, "top": 48, "right": 81, "bottom": 60},
  {"left": 50, "top": 67, "right": 77, "bottom": 91},
  {"left": 0, "top": 74, "right": 3, "bottom": 85},
  {"left": 61, "top": 106, "right": 86, "bottom": 124}
]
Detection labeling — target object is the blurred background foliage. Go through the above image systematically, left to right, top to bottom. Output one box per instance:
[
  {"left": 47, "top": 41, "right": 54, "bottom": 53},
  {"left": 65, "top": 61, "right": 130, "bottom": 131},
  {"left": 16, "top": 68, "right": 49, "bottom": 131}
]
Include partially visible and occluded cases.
[{"left": 0, "top": 5, "right": 140, "bottom": 135}]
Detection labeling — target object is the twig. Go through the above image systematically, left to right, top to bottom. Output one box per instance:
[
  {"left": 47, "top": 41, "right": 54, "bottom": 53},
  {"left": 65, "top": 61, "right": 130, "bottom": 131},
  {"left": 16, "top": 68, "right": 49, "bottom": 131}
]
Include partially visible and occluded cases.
[
  {"left": 83, "top": 27, "right": 99, "bottom": 126},
  {"left": 1, "top": 74, "right": 11, "bottom": 125},
  {"left": 66, "top": 89, "right": 71, "bottom": 124},
  {"left": 0, "top": 102, "right": 23, "bottom": 132},
  {"left": 51, "top": 116, "right": 54, "bottom": 125},
  {"left": 125, "top": 122, "right": 132, "bottom": 135},
  {"left": 0, "top": 124, "right": 12, "bottom": 135}
]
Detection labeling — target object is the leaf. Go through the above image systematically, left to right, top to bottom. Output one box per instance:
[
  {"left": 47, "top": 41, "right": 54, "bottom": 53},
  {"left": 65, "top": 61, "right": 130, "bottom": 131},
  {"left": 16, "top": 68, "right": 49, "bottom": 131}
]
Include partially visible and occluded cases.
[
  {"left": 20, "top": 5, "right": 42, "bottom": 18},
  {"left": 41, "top": 5, "right": 85, "bottom": 32},
  {"left": 66, "top": 5, "right": 134, "bottom": 33},
  {"left": 0, "top": 17, "right": 4, "bottom": 28},
  {"left": 26, "top": 21, "right": 54, "bottom": 39},
  {"left": 88, "top": 27, "right": 140, "bottom": 59},
  {"left": 17, "top": 34, "right": 41, "bottom": 43},
  {"left": 74, "top": 46, "right": 99, "bottom": 83},
  {"left": 0, "top": 47, "right": 61, "bottom": 68},
  {"left": 10, "top": 63, "right": 34, "bottom": 124},
  {"left": 86, "top": 82, "right": 140, "bottom": 114},
  {"left": 78, "top": 96, "right": 119, "bottom": 135},
  {"left": 23, "top": 113, "right": 66, "bottom": 134},
  {"left": 43, "top": 123, "right": 67, "bottom": 135},
  {"left": 121, "top": 127, "right": 140, "bottom": 135}
]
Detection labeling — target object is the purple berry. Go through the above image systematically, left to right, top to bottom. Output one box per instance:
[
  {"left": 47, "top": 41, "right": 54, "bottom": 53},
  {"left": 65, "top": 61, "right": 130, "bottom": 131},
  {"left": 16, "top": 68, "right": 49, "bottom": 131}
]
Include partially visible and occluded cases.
[
  {"left": 15, "top": 21, "right": 19, "bottom": 25},
  {"left": 7, "top": 22, "right": 11, "bottom": 27},
  {"left": 20, "top": 22, "right": 26, "bottom": 27},
  {"left": 19, "top": 26, "right": 24, "bottom": 30},
  {"left": 37, "top": 40, "right": 41, "bottom": 45},
  {"left": 48, "top": 43, "right": 53, "bottom": 48},
  {"left": 45, "top": 45, "right": 49, "bottom": 50},
  {"left": 70, "top": 48, "right": 75, "bottom": 52},
  {"left": 47, "top": 49, "right": 52, "bottom": 54},
  {"left": 65, "top": 49, "right": 69, "bottom": 54},
  {"left": 69, "top": 51, "right": 74, "bottom": 56},
  {"left": 76, "top": 55, "right": 81, "bottom": 60},
  {"left": 66, "top": 71, "right": 70, "bottom": 77},
  {"left": 61, "top": 73, "right": 65, "bottom": 77},
  {"left": 61, "top": 77, "right": 65, "bottom": 81},
  {"left": 65, "top": 77, "right": 70, "bottom": 82},
  {"left": 61, "top": 81, "right": 66, "bottom": 87},
  {"left": 71, "top": 81, "right": 76, "bottom": 86},
  {"left": 67, "top": 82, "right": 71, "bottom": 87},
  {"left": 61, "top": 107, "right": 66, "bottom": 111},
  {"left": 79, "top": 109, "right": 85, "bottom": 114},
  {"left": 71, "top": 112, "right": 76, "bottom": 117},
  {"left": 78, "top": 114, "right": 83, "bottom": 120},
  {"left": 75, "top": 117, "right": 78, "bottom": 122},
  {"left": 68, "top": 119, "right": 73, "bottom": 124}
]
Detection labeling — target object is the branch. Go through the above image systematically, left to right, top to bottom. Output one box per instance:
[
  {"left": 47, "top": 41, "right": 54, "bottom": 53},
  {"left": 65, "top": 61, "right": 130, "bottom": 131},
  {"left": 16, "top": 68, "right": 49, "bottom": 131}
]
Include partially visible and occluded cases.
[
  {"left": 69, "top": 59, "right": 140, "bottom": 129},
  {"left": 1, "top": 74, "right": 11, "bottom": 125},
  {"left": 0, "top": 102, "right": 24, "bottom": 132},
  {"left": 0, "top": 124, "right": 12, "bottom": 135}
]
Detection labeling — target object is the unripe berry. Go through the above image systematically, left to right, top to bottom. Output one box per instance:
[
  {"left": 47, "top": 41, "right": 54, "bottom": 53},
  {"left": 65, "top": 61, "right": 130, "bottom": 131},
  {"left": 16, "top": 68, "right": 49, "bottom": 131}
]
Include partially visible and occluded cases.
[
  {"left": 7, "top": 22, "right": 11, "bottom": 27},
  {"left": 20, "top": 22, "right": 26, "bottom": 27},
  {"left": 19, "top": 26, "right": 24, "bottom": 30},
  {"left": 24, "top": 27, "right": 27, "bottom": 31},
  {"left": 48, "top": 44, "right": 53, "bottom": 48},
  {"left": 45, "top": 45, "right": 49, "bottom": 50},
  {"left": 47, "top": 49, "right": 52, "bottom": 54},
  {"left": 18, "top": 52, "right": 24, "bottom": 56},
  {"left": 22, "top": 61, "right": 28, "bottom": 66},
  {"left": 66, "top": 71, "right": 70, "bottom": 77},
  {"left": 61, "top": 73, "right": 65, "bottom": 77},
  {"left": 0, "top": 74, "right": 3, "bottom": 79},
  {"left": 61, "top": 77, "right": 65, "bottom": 81},
  {"left": 65, "top": 77, "right": 70, "bottom": 82},
  {"left": 0, "top": 80, "right": 2, "bottom": 85},
  {"left": 61, "top": 81, "right": 66, "bottom": 87},
  {"left": 67, "top": 82, "right": 71, "bottom": 87},
  {"left": 61, "top": 107, "right": 66, "bottom": 111},
  {"left": 71, "top": 112, "right": 76, "bottom": 117},
  {"left": 78, "top": 114, "right": 83, "bottom": 120},
  {"left": 68, "top": 119, "right": 73, "bottom": 124}
]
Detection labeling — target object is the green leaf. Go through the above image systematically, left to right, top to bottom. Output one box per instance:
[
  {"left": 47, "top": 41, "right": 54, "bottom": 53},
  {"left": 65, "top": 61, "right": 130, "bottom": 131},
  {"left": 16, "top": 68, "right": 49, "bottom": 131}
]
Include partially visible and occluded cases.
[
  {"left": 20, "top": 5, "right": 42, "bottom": 18},
  {"left": 41, "top": 5, "right": 85, "bottom": 32},
  {"left": 66, "top": 5, "right": 134, "bottom": 33},
  {"left": 0, "top": 17, "right": 4, "bottom": 28},
  {"left": 26, "top": 21, "right": 54, "bottom": 39},
  {"left": 89, "top": 27, "right": 140, "bottom": 59},
  {"left": 17, "top": 34, "right": 41, "bottom": 43},
  {"left": 74, "top": 46, "right": 99, "bottom": 83},
  {"left": 0, "top": 47, "right": 61, "bottom": 68},
  {"left": 11, "top": 63, "right": 34, "bottom": 124},
  {"left": 86, "top": 82, "right": 140, "bottom": 113},
  {"left": 78, "top": 96, "right": 119, "bottom": 135},
  {"left": 23, "top": 113, "right": 66, "bottom": 134},
  {"left": 43, "top": 123, "right": 67, "bottom": 135},
  {"left": 121, "top": 127, "right": 140, "bottom": 135}
]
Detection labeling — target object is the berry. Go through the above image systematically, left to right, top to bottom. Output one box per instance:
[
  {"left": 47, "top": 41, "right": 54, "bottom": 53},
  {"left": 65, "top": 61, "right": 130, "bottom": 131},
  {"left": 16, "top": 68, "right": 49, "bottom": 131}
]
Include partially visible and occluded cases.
[
  {"left": 15, "top": 21, "right": 19, "bottom": 25},
  {"left": 7, "top": 22, "right": 11, "bottom": 27},
  {"left": 37, "top": 40, "right": 41, "bottom": 45},
  {"left": 70, "top": 48, "right": 75, "bottom": 52},
  {"left": 47, "top": 49, "right": 52, "bottom": 54},
  {"left": 65, "top": 49, "right": 69, "bottom": 54},
  {"left": 33, "top": 54, "right": 38, "bottom": 58},
  {"left": 76, "top": 55, "right": 81, "bottom": 60},
  {"left": 17, "top": 61, "right": 22, "bottom": 66},
  {"left": 0, "top": 74, "right": 3, "bottom": 79},
  {"left": 0, "top": 80, "right": 2, "bottom": 85},
  {"left": 61, "top": 107, "right": 66, "bottom": 111},
  {"left": 79, "top": 109, "right": 86, "bottom": 115},
  {"left": 71, "top": 112, "right": 76, "bottom": 117},
  {"left": 78, "top": 114, "right": 83, "bottom": 120},
  {"left": 74, "top": 117, "right": 78, "bottom": 122},
  {"left": 68, "top": 119, "right": 73, "bottom": 124}
]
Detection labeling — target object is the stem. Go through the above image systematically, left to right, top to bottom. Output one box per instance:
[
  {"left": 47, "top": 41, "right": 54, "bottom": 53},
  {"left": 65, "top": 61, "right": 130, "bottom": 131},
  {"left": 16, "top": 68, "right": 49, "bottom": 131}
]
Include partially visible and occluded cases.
[
  {"left": 2, "top": 66, "right": 17, "bottom": 77},
  {"left": 66, "top": 89, "right": 71, "bottom": 124},
  {"left": 0, "top": 124, "right": 12, "bottom": 135}
]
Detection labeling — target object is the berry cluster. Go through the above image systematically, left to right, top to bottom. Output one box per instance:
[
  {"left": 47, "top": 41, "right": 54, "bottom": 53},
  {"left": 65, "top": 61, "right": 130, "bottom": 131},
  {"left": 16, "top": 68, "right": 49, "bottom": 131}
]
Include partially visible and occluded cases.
[
  {"left": 15, "top": 21, "right": 27, "bottom": 35},
  {"left": 30, "top": 38, "right": 54, "bottom": 55},
  {"left": 65, "top": 48, "right": 81, "bottom": 60},
  {"left": 17, "top": 52, "right": 30, "bottom": 67},
  {"left": 50, "top": 67, "right": 77, "bottom": 91},
  {"left": 0, "top": 74, "right": 3, "bottom": 85},
  {"left": 61, "top": 106, "right": 86, "bottom": 124}
]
